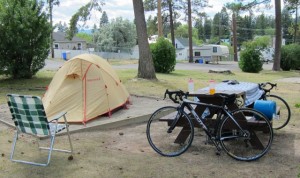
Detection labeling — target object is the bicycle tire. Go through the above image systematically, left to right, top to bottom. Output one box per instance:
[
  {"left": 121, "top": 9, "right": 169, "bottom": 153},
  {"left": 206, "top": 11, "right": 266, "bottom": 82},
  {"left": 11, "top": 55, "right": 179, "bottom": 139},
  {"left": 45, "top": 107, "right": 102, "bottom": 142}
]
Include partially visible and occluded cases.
[
  {"left": 264, "top": 94, "right": 291, "bottom": 130},
  {"left": 146, "top": 106, "right": 194, "bottom": 157},
  {"left": 218, "top": 108, "right": 273, "bottom": 161}
]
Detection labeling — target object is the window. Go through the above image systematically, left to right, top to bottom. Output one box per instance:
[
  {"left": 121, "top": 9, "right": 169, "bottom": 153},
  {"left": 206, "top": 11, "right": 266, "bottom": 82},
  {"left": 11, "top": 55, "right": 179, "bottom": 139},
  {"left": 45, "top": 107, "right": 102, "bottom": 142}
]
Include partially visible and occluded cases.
[
  {"left": 54, "top": 43, "right": 59, "bottom": 49},
  {"left": 77, "top": 43, "right": 82, "bottom": 50},
  {"left": 213, "top": 47, "right": 217, "bottom": 53},
  {"left": 194, "top": 52, "right": 201, "bottom": 56},
  {"left": 179, "top": 53, "right": 182, "bottom": 56}
]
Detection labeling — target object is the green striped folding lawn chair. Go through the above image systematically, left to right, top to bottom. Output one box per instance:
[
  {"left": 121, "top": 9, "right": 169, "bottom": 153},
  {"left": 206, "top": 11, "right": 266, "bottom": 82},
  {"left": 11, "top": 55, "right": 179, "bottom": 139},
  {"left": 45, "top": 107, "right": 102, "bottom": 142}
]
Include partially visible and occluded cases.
[{"left": 7, "top": 94, "right": 73, "bottom": 166}]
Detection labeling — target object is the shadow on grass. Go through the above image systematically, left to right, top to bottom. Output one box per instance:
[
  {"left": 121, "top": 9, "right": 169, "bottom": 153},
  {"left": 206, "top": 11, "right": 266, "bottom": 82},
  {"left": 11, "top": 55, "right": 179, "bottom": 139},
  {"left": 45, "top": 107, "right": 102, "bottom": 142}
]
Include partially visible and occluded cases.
[{"left": 0, "top": 71, "right": 55, "bottom": 104}]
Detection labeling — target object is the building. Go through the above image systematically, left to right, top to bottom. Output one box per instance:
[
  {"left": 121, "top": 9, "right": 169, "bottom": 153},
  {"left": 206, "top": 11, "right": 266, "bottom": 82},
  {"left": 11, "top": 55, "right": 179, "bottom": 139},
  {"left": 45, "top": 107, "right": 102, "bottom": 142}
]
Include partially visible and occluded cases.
[
  {"left": 53, "top": 32, "right": 87, "bottom": 50},
  {"left": 175, "top": 37, "right": 229, "bottom": 63},
  {"left": 175, "top": 37, "right": 199, "bottom": 60},
  {"left": 193, "top": 45, "right": 229, "bottom": 63}
]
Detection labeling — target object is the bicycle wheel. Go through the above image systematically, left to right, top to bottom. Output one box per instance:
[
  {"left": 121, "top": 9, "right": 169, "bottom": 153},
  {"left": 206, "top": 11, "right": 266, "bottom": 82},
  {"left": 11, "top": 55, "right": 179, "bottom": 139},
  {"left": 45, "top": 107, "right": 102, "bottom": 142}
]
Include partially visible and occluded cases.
[
  {"left": 264, "top": 94, "right": 291, "bottom": 130},
  {"left": 146, "top": 106, "right": 194, "bottom": 157},
  {"left": 218, "top": 108, "right": 273, "bottom": 161}
]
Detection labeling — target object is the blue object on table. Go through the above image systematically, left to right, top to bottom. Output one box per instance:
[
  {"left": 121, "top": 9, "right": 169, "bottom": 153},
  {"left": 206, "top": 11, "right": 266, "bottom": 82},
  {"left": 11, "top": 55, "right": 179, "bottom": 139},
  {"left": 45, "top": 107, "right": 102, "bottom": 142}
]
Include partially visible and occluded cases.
[{"left": 253, "top": 100, "right": 276, "bottom": 120}]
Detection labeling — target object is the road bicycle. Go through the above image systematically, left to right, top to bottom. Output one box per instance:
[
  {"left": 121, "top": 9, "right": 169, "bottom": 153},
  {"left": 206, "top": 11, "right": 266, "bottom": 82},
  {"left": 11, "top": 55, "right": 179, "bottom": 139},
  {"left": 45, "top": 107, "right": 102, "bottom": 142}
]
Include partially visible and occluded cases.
[
  {"left": 258, "top": 82, "right": 291, "bottom": 130},
  {"left": 146, "top": 90, "right": 273, "bottom": 161}
]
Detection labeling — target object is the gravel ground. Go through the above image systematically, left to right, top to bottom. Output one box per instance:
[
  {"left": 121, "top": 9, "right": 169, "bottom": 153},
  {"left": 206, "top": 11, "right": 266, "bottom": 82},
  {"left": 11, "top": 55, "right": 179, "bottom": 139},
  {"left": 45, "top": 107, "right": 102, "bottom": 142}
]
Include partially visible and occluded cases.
[{"left": 0, "top": 118, "right": 299, "bottom": 178}]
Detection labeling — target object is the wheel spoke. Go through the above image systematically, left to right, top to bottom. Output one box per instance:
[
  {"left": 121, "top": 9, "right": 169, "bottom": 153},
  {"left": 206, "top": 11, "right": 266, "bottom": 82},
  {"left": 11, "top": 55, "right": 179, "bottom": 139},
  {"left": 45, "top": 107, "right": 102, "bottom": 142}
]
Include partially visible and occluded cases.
[
  {"left": 266, "top": 95, "right": 291, "bottom": 130},
  {"left": 146, "top": 106, "right": 194, "bottom": 157},
  {"left": 219, "top": 108, "right": 273, "bottom": 161}
]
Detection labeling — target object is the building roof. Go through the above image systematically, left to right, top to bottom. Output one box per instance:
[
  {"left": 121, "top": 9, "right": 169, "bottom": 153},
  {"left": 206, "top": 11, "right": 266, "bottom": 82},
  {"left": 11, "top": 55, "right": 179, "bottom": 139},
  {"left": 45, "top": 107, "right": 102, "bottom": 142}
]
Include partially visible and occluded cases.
[
  {"left": 53, "top": 32, "right": 86, "bottom": 42},
  {"left": 176, "top": 37, "right": 198, "bottom": 47},
  {"left": 176, "top": 37, "right": 189, "bottom": 47}
]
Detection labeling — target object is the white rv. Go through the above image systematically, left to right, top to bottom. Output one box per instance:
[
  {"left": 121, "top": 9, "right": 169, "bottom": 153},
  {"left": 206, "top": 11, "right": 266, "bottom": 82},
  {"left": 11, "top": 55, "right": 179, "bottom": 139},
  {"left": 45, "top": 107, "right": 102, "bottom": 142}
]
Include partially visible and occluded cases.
[{"left": 193, "top": 45, "right": 229, "bottom": 64}]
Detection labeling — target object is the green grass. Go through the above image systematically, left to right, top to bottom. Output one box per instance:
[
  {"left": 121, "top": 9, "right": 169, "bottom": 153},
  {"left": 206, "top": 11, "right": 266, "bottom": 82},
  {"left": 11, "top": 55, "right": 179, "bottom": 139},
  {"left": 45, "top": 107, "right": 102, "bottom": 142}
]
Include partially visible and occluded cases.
[
  {"left": 51, "top": 58, "right": 65, "bottom": 62},
  {"left": 106, "top": 59, "right": 138, "bottom": 65},
  {"left": 0, "top": 66, "right": 299, "bottom": 105},
  {"left": 116, "top": 68, "right": 299, "bottom": 98},
  {"left": 116, "top": 69, "right": 300, "bottom": 129},
  {"left": 0, "top": 70, "right": 55, "bottom": 104}
]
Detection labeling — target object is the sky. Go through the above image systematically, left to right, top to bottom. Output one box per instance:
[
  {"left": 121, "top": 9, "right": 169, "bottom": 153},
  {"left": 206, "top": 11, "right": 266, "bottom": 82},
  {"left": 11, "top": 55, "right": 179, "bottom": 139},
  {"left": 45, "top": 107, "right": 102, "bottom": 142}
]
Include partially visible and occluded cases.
[
  {"left": 52, "top": 0, "right": 281, "bottom": 29},
  {"left": 52, "top": 0, "right": 134, "bottom": 28}
]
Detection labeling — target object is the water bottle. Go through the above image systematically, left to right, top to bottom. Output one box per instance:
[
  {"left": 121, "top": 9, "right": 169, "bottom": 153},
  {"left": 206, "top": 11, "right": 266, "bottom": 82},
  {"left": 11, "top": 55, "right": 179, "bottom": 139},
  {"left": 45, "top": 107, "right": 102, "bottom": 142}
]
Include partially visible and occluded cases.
[
  {"left": 188, "top": 78, "right": 194, "bottom": 93},
  {"left": 209, "top": 80, "right": 216, "bottom": 95},
  {"left": 201, "top": 107, "right": 210, "bottom": 120}
]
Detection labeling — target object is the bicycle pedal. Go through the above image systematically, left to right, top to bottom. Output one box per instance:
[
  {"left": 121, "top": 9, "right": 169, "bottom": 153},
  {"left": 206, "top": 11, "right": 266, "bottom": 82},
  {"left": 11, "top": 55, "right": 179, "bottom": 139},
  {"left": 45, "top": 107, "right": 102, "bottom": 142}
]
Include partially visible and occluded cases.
[{"left": 215, "top": 150, "right": 221, "bottom": 156}]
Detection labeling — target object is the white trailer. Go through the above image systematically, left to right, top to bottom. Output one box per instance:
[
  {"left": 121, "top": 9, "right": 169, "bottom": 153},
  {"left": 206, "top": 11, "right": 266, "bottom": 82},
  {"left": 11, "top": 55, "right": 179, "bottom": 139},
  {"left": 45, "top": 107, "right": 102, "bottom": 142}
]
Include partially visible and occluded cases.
[{"left": 193, "top": 45, "right": 229, "bottom": 64}]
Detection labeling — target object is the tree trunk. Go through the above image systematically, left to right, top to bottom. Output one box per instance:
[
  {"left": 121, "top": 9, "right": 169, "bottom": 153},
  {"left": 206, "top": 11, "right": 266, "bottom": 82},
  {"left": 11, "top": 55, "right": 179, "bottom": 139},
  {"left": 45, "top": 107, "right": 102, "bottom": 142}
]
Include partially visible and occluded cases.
[
  {"left": 133, "top": 0, "right": 157, "bottom": 79},
  {"left": 157, "top": 0, "right": 163, "bottom": 37},
  {"left": 168, "top": 0, "right": 175, "bottom": 46},
  {"left": 188, "top": 0, "right": 193, "bottom": 63},
  {"left": 273, "top": 0, "right": 281, "bottom": 71},
  {"left": 49, "top": 2, "right": 54, "bottom": 58},
  {"left": 294, "top": 7, "right": 298, "bottom": 43},
  {"left": 232, "top": 13, "right": 238, "bottom": 62}
]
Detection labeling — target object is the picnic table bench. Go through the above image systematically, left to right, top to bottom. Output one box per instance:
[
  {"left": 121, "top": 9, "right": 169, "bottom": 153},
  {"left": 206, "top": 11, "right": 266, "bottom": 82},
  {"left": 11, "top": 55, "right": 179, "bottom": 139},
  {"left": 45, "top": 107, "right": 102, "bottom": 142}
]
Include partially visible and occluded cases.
[{"left": 159, "top": 82, "right": 275, "bottom": 149}]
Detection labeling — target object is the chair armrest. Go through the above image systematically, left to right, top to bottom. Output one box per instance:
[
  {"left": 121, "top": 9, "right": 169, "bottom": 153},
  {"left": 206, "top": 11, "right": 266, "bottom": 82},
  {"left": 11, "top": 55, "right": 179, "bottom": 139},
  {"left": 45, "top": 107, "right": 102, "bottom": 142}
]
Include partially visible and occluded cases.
[{"left": 48, "top": 112, "right": 67, "bottom": 123}]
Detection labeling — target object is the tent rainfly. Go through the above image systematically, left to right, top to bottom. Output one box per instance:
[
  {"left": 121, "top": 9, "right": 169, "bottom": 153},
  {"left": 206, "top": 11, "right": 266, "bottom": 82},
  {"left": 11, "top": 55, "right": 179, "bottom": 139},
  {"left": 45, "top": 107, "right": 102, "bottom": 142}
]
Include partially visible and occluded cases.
[{"left": 42, "top": 54, "right": 130, "bottom": 124}]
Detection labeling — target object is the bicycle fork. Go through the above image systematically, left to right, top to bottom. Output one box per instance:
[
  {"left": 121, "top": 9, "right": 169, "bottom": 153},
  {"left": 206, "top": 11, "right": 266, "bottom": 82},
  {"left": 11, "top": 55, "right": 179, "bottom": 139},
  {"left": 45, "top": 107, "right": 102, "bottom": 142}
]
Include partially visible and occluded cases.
[{"left": 167, "top": 106, "right": 182, "bottom": 133}]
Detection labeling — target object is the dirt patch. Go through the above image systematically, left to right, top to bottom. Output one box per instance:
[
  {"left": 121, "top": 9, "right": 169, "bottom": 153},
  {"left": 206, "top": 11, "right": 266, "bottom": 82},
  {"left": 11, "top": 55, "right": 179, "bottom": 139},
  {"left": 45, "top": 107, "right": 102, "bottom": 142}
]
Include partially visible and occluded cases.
[
  {"left": 0, "top": 92, "right": 299, "bottom": 177},
  {"left": 1, "top": 116, "right": 300, "bottom": 177}
]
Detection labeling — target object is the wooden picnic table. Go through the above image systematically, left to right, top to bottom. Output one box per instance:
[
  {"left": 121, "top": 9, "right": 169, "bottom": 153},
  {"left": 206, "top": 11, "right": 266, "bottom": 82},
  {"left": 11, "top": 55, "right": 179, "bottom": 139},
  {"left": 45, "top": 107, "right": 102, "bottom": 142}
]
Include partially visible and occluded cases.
[
  {"left": 161, "top": 82, "right": 270, "bottom": 149},
  {"left": 188, "top": 89, "right": 245, "bottom": 114},
  {"left": 189, "top": 91, "right": 266, "bottom": 149}
]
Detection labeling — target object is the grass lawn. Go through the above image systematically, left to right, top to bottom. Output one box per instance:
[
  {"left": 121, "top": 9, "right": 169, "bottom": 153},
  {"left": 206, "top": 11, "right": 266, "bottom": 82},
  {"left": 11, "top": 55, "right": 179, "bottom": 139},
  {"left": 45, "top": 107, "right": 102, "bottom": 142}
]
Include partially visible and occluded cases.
[
  {"left": 0, "top": 62, "right": 299, "bottom": 177},
  {"left": 0, "top": 65, "right": 299, "bottom": 105},
  {"left": 117, "top": 69, "right": 298, "bottom": 99},
  {"left": 0, "top": 70, "right": 55, "bottom": 104}
]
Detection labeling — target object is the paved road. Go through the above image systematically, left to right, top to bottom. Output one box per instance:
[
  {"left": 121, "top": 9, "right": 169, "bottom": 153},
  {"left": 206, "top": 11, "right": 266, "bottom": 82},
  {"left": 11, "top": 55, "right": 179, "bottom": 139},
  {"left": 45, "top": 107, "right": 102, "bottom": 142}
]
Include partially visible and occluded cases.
[
  {"left": 44, "top": 59, "right": 273, "bottom": 72},
  {"left": 44, "top": 59, "right": 65, "bottom": 70},
  {"left": 113, "top": 61, "right": 274, "bottom": 71}
]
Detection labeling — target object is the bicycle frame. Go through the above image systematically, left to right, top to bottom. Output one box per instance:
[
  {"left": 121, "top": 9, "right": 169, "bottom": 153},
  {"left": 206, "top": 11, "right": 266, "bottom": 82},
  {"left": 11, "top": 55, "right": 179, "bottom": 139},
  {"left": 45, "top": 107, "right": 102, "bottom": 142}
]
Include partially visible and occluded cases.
[{"left": 168, "top": 98, "right": 249, "bottom": 150}]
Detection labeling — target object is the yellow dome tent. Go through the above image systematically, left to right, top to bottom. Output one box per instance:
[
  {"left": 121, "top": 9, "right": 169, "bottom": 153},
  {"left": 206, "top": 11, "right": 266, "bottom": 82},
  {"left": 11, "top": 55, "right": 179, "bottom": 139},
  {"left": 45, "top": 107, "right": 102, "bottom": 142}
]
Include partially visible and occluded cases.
[{"left": 42, "top": 54, "right": 130, "bottom": 124}]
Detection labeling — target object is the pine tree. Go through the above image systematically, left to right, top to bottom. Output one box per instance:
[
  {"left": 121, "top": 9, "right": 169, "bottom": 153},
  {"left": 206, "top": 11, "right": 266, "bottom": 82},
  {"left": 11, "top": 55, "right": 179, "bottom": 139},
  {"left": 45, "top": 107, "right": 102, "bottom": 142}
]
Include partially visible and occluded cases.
[
  {"left": 133, "top": 0, "right": 157, "bottom": 79},
  {"left": 100, "top": 11, "right": 109, "bottom": 27}
]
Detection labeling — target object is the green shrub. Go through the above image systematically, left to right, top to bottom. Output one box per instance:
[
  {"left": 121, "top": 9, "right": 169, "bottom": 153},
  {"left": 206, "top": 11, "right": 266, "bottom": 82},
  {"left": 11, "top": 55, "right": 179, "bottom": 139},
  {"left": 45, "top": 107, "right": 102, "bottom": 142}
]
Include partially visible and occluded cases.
[
  {"left": 0, "top": 0, "right": 51, "bottom": 79},
  {"left": 238, "top": 36, "right": 269, "bottom": 73},
  {"left": 150, "top": 38, "right": 176, "bottom": 73},
  {"left": 280, "top": 44, "right": 300, "bottom": 71},
  {"left": 280, "top": 46, "right": 293, "bottom": 71},
  {"left": 238, "top": 47, "right": 263, "bottom": 73}
]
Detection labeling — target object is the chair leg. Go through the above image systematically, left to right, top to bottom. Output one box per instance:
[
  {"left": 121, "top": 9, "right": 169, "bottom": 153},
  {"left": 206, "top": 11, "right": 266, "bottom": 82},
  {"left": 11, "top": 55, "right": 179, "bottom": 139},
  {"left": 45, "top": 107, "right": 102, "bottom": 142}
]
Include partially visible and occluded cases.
[
  {"left": 64, "top": 115, "right": 74, "bottom": 155},
  {"left": 40, "top": 116, "right": 73, "bottom": 155},
  {"left": 11, "top": 118, "right": 74, "bottom": 166},
  {"left": 10, "top": 130, "right": 53, "bottom": 166},
  {"left": 10, "top": 130, "right": 18, "bottom": 161},
  {"left": 39, "top": 138, "right": 72, "bottom": 153}
]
